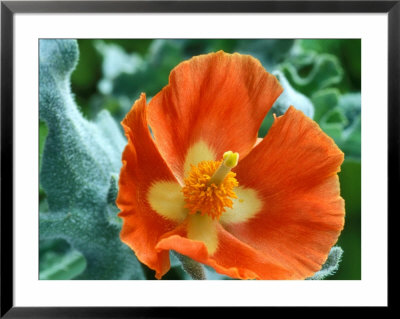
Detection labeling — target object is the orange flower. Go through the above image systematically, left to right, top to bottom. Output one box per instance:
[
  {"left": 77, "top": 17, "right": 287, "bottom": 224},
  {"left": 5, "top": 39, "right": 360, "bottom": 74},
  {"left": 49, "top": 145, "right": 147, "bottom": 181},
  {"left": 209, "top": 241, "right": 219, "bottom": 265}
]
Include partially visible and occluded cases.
[{"left": 117, "top": 51, "right": 345, "bottom": 280}]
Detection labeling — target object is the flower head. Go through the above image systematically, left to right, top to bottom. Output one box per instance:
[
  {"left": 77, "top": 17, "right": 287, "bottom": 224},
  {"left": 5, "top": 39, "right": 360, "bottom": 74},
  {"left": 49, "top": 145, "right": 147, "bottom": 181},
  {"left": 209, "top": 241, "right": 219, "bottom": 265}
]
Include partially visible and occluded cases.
[{"left": 117, "top": 51, "right": 345, "bottom": 280}]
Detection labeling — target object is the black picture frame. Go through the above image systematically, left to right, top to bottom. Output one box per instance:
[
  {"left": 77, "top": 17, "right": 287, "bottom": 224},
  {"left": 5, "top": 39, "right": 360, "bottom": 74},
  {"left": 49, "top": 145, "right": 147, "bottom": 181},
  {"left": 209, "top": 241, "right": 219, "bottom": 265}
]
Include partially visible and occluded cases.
[{"left": 1, "top": 1, "right": 395, "bottom": 317}]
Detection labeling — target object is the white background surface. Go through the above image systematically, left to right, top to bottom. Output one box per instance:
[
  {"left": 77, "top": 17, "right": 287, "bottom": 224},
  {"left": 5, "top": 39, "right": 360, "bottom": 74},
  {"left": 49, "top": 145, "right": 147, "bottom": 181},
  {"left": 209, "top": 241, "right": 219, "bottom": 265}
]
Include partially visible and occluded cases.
[{"left": 14, "top": 13, "right": 388, "bottom": 306}]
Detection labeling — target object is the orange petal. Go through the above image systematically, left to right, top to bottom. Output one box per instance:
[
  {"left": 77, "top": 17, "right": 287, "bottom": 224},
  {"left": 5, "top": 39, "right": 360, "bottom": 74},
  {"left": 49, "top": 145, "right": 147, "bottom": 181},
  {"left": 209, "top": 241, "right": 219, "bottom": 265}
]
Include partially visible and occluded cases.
[
  {"left": 148, "top": 51, "right": 283, "bottom": 183},
  {"left": 117, "top": 93, "right": 181, "bottom": 279},
  {"left": 228, "top": 106, "right": 345, "bottom": 279},
  {"left": 156, "top": 221, "right": 292, "bottom": 280}
]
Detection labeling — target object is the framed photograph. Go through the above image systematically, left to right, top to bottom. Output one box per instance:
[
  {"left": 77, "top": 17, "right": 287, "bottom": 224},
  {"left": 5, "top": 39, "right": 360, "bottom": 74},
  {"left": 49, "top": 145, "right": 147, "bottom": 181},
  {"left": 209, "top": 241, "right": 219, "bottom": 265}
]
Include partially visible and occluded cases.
[{"left": 1, "top": 0, "right": 395, "bottom": 316}]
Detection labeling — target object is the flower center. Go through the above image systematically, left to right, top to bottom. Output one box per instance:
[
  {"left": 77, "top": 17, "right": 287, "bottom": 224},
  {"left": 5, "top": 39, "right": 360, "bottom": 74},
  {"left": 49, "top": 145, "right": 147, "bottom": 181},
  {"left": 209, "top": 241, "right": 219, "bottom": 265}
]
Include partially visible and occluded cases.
[{"left": 182, "top": 151, "right": 239, "bottom": 220}]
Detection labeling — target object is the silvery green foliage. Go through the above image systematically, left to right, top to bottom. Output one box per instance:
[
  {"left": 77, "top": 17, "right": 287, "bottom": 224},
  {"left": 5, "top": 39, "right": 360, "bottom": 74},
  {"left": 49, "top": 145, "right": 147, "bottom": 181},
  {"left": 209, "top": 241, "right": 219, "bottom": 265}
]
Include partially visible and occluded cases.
[
  {"left": 39, "top": 39, "right": 144, "bottom": 279},
  {"left": 95, "top": 39, "right": 184, "bottom": 118},
  {"left": 236, "top": 39, "right": 295, "bottom": 71},
  {"left": 95, "top": 40, "right": 144, "bottom": 95},
  {"left": 281, "top": 52, "right": 344, "bottom": 96},
  {"left": 272, "top": 71, "right": 314, "bottom": 119},
  {"left": 312, "top": 89, "right": 361, "bottom": 159},
  {"left": 306, "top": 247, "right": 344, "bottom": 280},
  {"left": 39, "top": 249, "right": 87, "bottom": 280},
  {"left": 170, "top": 252, "right": 231, "bottom": 280},
  {"left": 173, "top": 252, "right": 206, "bottom": 280}
]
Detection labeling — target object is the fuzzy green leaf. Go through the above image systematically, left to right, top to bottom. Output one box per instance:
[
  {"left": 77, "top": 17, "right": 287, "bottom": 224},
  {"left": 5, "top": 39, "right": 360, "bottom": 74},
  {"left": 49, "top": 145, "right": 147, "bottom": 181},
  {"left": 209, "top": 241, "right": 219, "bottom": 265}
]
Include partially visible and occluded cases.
[
  {"left": 39, "top": 39, "right": 144, "bottom": 279},
  {"left": 236, "top": 39, "right": 295, "bottom": 70},
  {"left": 281, "top": 53, "right": 344, "bottom": 96},
  {"left": 272, "top": 70, "right": 314, "bottom": 118},
  {"left": 311, "top": 88, "right": 340, "bottom": 123},
  {"left": 319, "top": 92, "right": 361, "bottom": 159},
  {"left": 306, "top": 247, "right": 344, "bottom": 280},
  {"left": 39, "top": 249, "right": 87, "bottom": 280},
  {"left": 174, "top": 252, "right": 206, "bottom": 280}
]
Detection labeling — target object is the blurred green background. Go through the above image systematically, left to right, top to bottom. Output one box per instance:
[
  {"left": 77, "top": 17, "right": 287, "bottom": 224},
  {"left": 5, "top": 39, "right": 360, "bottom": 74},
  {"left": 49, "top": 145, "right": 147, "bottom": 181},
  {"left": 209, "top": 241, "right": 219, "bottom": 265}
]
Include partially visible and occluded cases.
[{"left": 39, "top": 39, "right": 361, "bottom": 280}]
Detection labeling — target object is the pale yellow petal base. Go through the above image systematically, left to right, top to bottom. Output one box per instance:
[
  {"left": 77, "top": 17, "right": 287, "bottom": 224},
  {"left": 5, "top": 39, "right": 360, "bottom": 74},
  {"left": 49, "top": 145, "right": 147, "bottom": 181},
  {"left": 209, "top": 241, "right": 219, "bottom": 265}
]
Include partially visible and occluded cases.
[
  {"left": 147, "top": 181, "right": 187, "bottom": 223},
  {"left": 220, "top": 186, "right": 262, "bottom": 225},
  {"left": 187, "top": 213, "right": 219, "bottom": 255}
]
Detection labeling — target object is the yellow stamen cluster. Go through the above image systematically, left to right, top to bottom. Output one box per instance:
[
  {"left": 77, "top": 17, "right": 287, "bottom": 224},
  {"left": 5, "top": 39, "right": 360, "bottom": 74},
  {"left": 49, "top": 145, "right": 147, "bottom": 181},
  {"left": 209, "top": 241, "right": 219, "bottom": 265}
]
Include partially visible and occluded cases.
[{"left": 182, "top": 152, "right": 239, "bottom": 220}]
